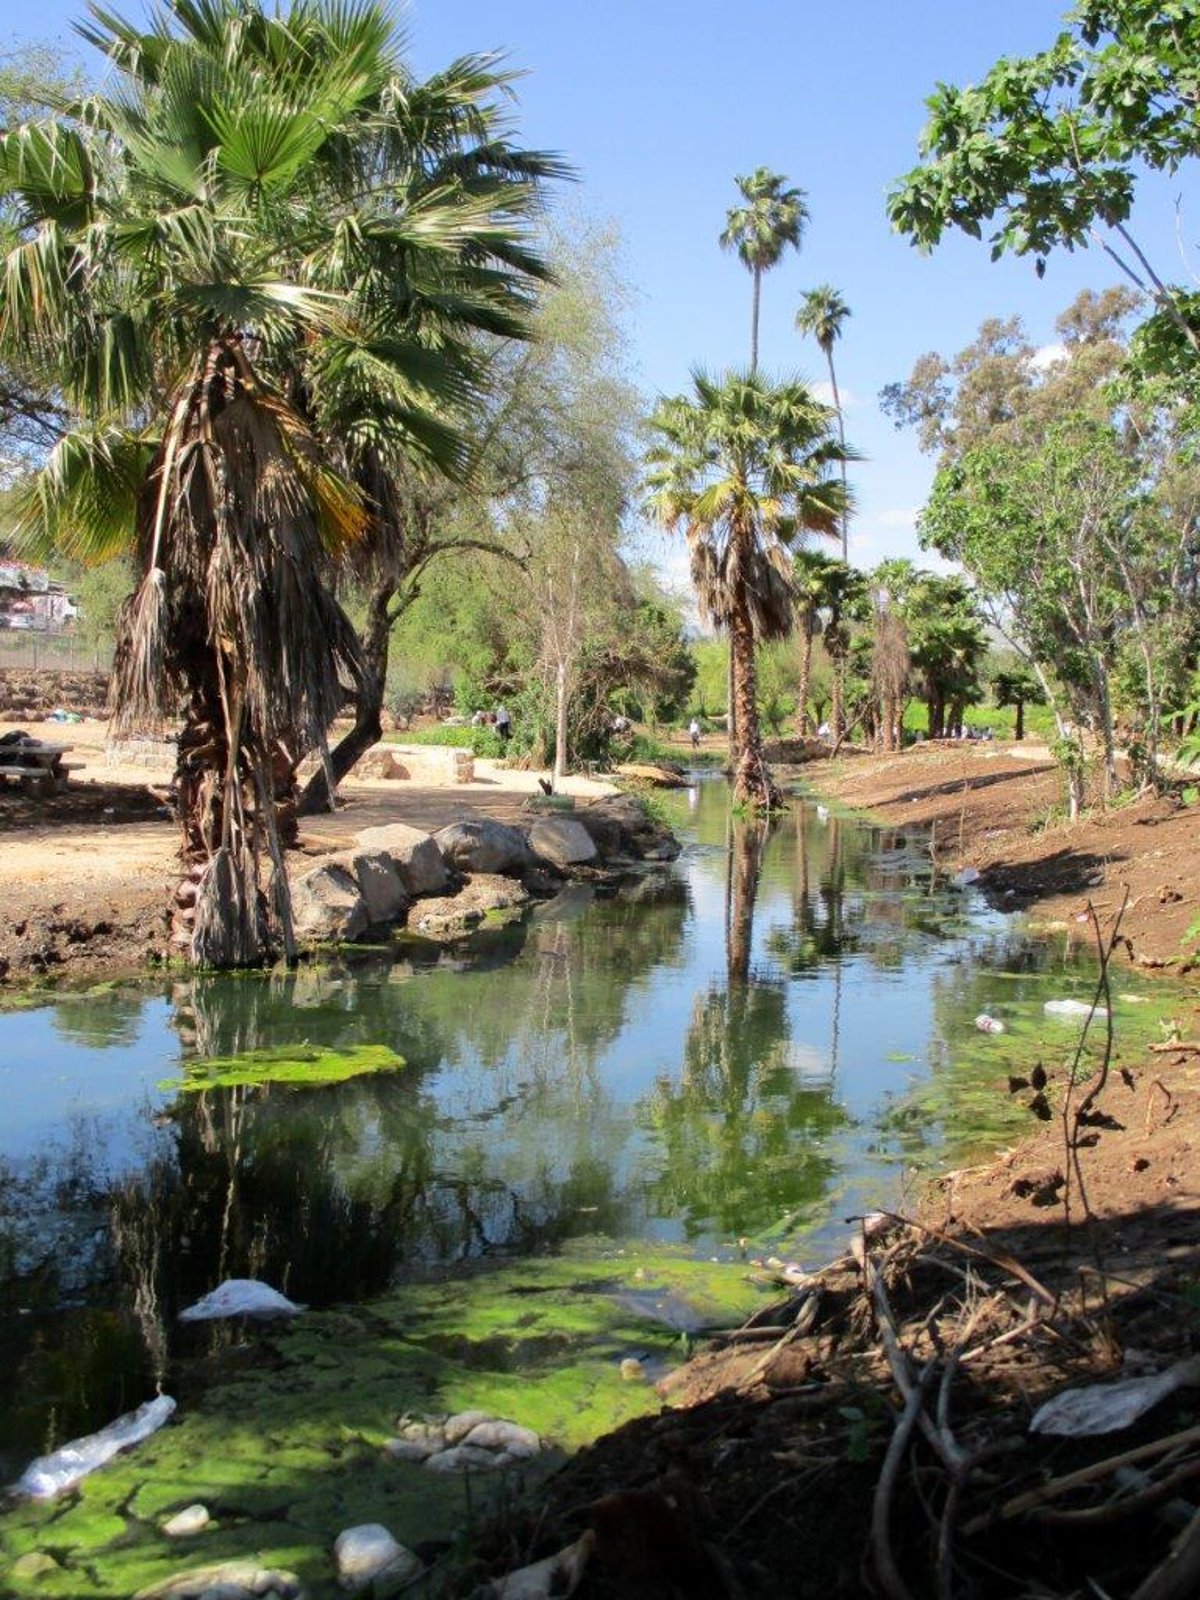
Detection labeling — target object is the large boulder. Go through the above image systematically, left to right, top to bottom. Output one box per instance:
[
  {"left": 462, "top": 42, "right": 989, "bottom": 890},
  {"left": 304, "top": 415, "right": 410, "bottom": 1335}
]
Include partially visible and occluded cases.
[
  {"left": 576, "top": 795, "right": 681, "bottom": 862},
  {"left": 528, "top": 816, "right": 598, "bottom": 870},
  {"left": 434, "top": 819, "right": 533, "bottom": 875},
  {"left": 353, "top": 824, "right": 449, "bottom": 896},
  {"left": 348, "top": 850, "right": 409, "bottom": 927},
  {"left": 291, "top": 865, "right": 369, "bottom": 943},
  {"left": 411, "top": 874, "right": 530, "bottom": 941}
]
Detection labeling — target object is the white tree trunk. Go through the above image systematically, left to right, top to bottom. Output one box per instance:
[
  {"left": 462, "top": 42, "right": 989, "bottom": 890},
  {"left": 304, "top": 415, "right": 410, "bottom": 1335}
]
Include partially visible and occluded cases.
[{"left": 554, "top": 657, "right": 569, "bottom": 782}]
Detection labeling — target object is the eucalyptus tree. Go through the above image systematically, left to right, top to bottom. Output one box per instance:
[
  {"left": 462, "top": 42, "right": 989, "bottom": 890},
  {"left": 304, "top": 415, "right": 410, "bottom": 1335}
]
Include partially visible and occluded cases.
[
  {"left": 0, "top": 0, "right": 555, "bottom": 965},
  {"left": 720, "top": 168, "right": 809, "bottom": 376},
  {"left": 645, "top": 371, "right": 850, "bottom": 809}
]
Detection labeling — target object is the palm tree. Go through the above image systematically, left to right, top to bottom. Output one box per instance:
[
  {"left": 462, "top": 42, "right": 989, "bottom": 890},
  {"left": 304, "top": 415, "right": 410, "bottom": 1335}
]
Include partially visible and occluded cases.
[
  {"left": 0, "top": 0, "right": 551, "bottom": 966},
  {"left": 720, "top": 169, "right": 809, "bottom": 375},
  {"left": 795, "top": 287, "right": 851, "bottom": 562},
  {"left": 645, "top": 371, "right": 851, "bottom": 809},
  {"left": 792, "top": 547, "right": 840, "bottom": 735}
]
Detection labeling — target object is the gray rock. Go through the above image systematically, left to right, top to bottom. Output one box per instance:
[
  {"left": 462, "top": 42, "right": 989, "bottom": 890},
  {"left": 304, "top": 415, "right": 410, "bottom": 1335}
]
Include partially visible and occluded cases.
[
  {"left": 528, "top": 817, "right": 598, "bottom": 870},
  {"left": 434, "top": 819, "right": 533, "bottom": 875},
  {"left": 353, "top": 824, "right": 448, "bottom": 896},
  {"left": 349, "top": 850, "right": 409, "bottom": 926},
  {"left": 291, "top": 865, "right": 368, "bottom": 943},
  {"left": 413, "top": 875, "right": 530, "bottom": 941},
  {"left": 442, "top": 1408, "right": 494, "bottom": 1445},
  {"left": 461, "top": 1419, "right": 542, "bottom": 1458},
  {"left": 424, "top": 1443, "right": 506, "bottom": 1473},
  {"left": 163, "top": 1503, "right": 211, "bottom": 1537},
  {"left": 333, "top": 1524, "right": 421, "bottom": 1592},
  {"left": 12, "top": 1553, "right": 60, "bottom": 1582},
  {"left": 133, "top": 1562, "right": 302, "bottom": 1599}
]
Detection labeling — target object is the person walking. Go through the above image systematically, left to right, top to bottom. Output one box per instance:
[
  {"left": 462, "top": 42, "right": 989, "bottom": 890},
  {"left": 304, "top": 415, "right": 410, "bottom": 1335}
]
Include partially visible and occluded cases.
[
  {"left": 495, "top": 703, "right": 512, "bottom": 746},
  {"left": 688, "top": 716, "right": 701, "bottom": 750}
]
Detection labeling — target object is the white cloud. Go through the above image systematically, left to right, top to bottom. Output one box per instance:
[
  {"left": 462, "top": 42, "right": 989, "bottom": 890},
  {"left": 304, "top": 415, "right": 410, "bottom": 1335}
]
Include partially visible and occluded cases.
[
  {"left": 1031, "top": 341, "right": 1068, "bottom": 372},
  {"left": 811, "top": 379, "right": 857, "bottom": 410},
  {"left": 876, "top": 507, "right": 919, "bottom": 532}
]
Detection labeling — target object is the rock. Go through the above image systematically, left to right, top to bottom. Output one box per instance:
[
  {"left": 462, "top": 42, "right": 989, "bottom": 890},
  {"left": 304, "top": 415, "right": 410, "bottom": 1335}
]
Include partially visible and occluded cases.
[
  {"left": 614, "top": 762, "right": 686, "bottom": 788},
  {"left": 575, "top": 795, "right": 680, "bottom": 862},
  {"left": 528, "top": 817, "right": 598, "bottom": 870},
  {"left": 434, "top": 819, "right": 533, "bottom": 875},
  {"left": 353, "top": 824, "right": 449, "bottom": 896},
  {"left": 348, "top": 850, "right": 409, "bottom": 926},
  {"left": 291, "top": 864, "right": 369, "bottom": 943},
  {"left": 413, "top": 875, "right": 530, "bottom": 940},
  {"left": 442, "top": 1408, "right": 495, "bottom": 1445},
  {"left": 461, "top": 1419, "right": 542, "bottom": 1458},
  {"left": 425, "top": 1443, "right": 507, "bottom": 1473},
  {"left": 163, "top": 1503, "right": 210, "bottom": 1537},
  {"left": 333, "top": 1524, "right": 421, "bottom": 1592},
  {"left": 12, "top": 1553, "right": 61, "bottom": 1582},
  {"left": 134, "top": 1562, "right": 302, "bottom": 1599}
]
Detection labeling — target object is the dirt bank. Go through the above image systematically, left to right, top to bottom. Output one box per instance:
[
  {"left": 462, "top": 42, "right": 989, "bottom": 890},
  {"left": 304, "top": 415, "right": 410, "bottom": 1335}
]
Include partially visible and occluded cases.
[{"left": 805, "top": 742, "right": 1200, "bottom": 969}]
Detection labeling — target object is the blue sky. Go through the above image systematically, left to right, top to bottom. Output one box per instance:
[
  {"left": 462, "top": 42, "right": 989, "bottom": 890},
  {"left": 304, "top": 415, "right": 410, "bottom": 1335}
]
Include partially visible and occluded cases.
[{"left": 6, "top": 0, "right": 1198, "bottom": 584}]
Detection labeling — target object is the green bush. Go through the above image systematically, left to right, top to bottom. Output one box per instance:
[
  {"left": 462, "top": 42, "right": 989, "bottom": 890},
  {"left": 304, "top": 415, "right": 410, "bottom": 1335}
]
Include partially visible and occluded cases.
[{"left": 387, "top": 724, "right": 503, "bottom": 758}]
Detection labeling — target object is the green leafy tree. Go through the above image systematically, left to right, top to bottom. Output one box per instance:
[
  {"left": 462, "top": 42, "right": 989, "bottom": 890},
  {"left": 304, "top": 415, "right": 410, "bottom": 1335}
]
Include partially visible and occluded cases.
[
  {"left": 888, "top": 0, "right": 1200, "bottom": 358},
  {"left": 720, "top": 168, "right": 809, "bottom": 376},
  {"left": 646, "top": 371, "right": 850, "bottom": 808},
  {"left": 791, "top": 546, "right": 841, "bottom": 734},
  {"left": 903, "top": 572, "right": 988, "bottom": 739},
  {"left": 993, "top": 664, "right": 1046, "bottom": 741}
]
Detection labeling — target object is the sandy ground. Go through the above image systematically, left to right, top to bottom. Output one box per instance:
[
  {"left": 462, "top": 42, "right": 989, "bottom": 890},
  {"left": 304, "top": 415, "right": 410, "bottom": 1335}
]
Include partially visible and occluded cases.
[{"left": 0, "top": 721, "right": 616, "bottom": 979}]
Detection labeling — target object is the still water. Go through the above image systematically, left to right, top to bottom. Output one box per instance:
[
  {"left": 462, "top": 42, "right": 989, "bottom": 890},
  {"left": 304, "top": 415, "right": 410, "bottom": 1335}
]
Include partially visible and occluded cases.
[{"left": 0, "top": 779, "right": 1143, "bottom": 1475}]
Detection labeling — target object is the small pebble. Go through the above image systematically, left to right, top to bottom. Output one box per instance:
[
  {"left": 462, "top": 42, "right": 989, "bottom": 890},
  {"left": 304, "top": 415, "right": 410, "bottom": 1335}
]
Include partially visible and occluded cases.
[
  {"left": 619, "top": 1357, "right": 645, "bottom": 1382},
  {"left": 163, "top": 1503, "right": 210, "bottom": 1537}
]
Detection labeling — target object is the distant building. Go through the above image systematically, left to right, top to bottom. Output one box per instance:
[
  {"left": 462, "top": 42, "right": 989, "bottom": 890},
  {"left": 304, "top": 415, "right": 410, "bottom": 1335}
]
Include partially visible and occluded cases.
[{"left": 0, "top": 560, "right": 79, "bottom": 632}]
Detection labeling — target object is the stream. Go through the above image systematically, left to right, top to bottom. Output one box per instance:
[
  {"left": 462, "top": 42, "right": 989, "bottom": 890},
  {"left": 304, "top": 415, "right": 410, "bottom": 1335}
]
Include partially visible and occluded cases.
[{"left": 0, "top": 779, "right": 1181, "bottom": 1491}]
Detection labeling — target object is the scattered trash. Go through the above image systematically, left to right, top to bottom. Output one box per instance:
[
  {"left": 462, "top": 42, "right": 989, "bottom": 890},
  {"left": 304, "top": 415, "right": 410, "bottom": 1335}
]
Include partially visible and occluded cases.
[
  {"left": 815, "top": 804, "right": 830, "bottom": 824},
  {"left": 953, "top": 866, "right": 981, "bottom": 887},
  {"left": 1044, "top": 998, "right": 1109, "bottom": 1020},
  {"left": 974, "top": 1013, "right": 1005, "bottom": 1034},
  {"left": 178, "top": 1279, "right": 304, "bottom": 1322},
  {"left": 1031, "top": 1355, "right": 1200, "bottom": 1436},
  {"left": 13, "top": 1394, "right": 176, "bottom": 1498},
  {"left": 489, "top": 1531, "right": 594, "bottom": 1600}
]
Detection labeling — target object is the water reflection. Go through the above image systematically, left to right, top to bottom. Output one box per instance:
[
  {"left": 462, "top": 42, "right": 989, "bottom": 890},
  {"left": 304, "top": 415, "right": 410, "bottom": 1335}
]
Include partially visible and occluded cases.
[{"left": 0, "top": 779, "right": 1149, "bottom": 1472}]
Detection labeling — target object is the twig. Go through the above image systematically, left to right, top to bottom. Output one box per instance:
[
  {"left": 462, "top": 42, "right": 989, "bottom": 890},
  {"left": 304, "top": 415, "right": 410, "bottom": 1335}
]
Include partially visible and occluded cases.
[
  {"left": 1149, "top": 1041, "right": 1200, "bottom": 1054},
  {"left": 876, "top": 1211, "right": 1059, "bottom": 1310},
  {"left": 871, "top": 1361, "right": 938, "bottom": 1600},
  {"left": 966, "top": 1421, "right": 1200, "bottom": 1532},
  {"left": 1029, "top": 1456, "right": 1200, "bottom": 1526}
]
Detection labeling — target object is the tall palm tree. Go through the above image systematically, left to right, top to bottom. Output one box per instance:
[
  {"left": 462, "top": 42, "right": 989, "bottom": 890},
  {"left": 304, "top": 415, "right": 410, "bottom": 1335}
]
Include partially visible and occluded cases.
[
  {"left": 0, "top": 0, "right": 553, "bottom": 966},
  {"left": 720, "top": 168, "right": 809, "bottom": 375},
  {"left": 795, "top": 287, "right": 851, "bottom": 562},
  {"left": 645, "top": 370, "right": 851, "bottom": 810},
  {"left": 791, "top": 547, "right": 841, "bottom": 735}
]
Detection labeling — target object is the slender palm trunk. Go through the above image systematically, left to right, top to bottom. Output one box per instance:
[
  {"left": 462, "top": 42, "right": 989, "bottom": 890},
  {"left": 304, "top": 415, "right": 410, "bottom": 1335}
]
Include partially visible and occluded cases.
[
  {"left": 750, "top": 267, "right": 762, "bottom": 375},
  {"left": 826, "top": 350, "right": 850, "bottom": 740},
  {"left": 730, "top": 575, "right": 780, "bottom": 810},
  {"left": 796, "top": 612, "right": 814, "bottom": 735},
  {"left": 727, "top": 637, "right": 738, "bottom": 769},
  {"left": 727, "top": 815, "right": 767, "bottom": 987}
]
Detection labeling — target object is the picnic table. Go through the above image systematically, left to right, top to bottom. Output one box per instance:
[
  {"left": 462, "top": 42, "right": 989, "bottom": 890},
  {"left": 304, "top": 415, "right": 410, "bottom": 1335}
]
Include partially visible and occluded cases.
[{"left": 0, "top": 738, "right": 80, "bottom": 796}]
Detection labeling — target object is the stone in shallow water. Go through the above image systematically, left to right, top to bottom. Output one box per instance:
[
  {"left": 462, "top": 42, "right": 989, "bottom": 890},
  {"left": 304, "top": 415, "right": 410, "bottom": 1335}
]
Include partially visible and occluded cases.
[
  {"left": 442, "top": 1408, "right": 494, "bottom": 1445},
  {"left": 461, "top": 1419, "right": 541, "bottom": 1458},
  {"left": 425, "top": 1443, "right": 507, "bottom": 1473},
  {"left": 162, "top": 1502, "right": 210, "bottom": 1537},
  {"left": 333, "top": 1524, "right": 421, "bottom": 1591},
  {"left": 133, "top": 1561, "right": 301, "bottom": 1599}
]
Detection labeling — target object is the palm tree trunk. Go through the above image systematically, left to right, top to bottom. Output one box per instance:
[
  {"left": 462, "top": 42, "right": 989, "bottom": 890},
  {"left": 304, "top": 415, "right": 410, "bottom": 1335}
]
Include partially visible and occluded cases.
[
  {"left": 750, "top": 267, "right": 762, "bottom": 375},
  {"left": 827, "top": 349, "right": 850, "bottom": 740},
  {"left": 730, "top": 581, "right": 780, "bottom": 810},
  {"left": 297, "top": 582, "right": 390, "bottom": 815},
  {"left": 796, "top": 613, "right": 814, "bottom": 735},
  {"left": 727, "top": 637, "right": 738, "bottom": 769}
]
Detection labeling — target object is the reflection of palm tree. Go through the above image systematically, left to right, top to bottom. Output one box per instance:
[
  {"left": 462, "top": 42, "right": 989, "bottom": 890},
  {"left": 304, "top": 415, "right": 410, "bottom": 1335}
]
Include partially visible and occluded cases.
[{"left": 727, "top": 813, "right": 772, "bottom": 987}]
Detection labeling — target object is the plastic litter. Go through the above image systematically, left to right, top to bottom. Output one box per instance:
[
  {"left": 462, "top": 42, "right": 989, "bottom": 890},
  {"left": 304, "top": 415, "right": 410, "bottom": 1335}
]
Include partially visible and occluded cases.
[
  {"left": 953, "top": 866, "right": 981, "bottom": 887},
  {"left": 1044, "top": 998, "right": 1109, "bottom": 1020},
  {"left": 974, "top": 1014, "right": 1005, "bottom": 1034},
  {"left": 178, "top": 1279, "right": 304, "bottom": 1322},
  {"left": 1031, "top": 1355, "right": 1200, "bottom": 1437},
  {"left": 13, "top": 1394, "right": 176, "bottom": 1498},
  {"left": 490, "top": 1531, "right": 595, "bottom": 1599}
]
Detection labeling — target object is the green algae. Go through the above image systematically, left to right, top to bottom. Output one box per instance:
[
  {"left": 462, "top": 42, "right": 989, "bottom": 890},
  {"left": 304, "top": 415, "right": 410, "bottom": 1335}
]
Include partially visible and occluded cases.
[
  {"left": 159, "top": 1042, "right": 406, "bottom": 1093},
  {"left": 0, "top": 1241, "right": 765, "bottom": 1600}
]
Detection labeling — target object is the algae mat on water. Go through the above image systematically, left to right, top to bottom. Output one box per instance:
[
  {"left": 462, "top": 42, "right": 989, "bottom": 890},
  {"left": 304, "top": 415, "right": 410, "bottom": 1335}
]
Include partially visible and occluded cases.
[
  {"left": 159, "top": 1042, "right": 406, "bottom": 1093},
  {"left": 0, "top": 1240, "right": 764, "bottom": 1599}
]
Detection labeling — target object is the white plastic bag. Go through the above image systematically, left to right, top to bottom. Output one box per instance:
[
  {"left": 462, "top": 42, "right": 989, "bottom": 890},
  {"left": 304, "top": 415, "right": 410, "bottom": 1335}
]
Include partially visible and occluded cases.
[
  {"left": 1044, "top": 998, "right": 1108, "bottom": 1019},
  {"left": 179, "top": 1279, "right": 303, "bottom": 1322},
  {"left": 1031, "top": 1356, "right": 1200, "bottom": 1437},
  {"left": 13, "top": 1394, "right": 176, "bottom": 1498}
]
